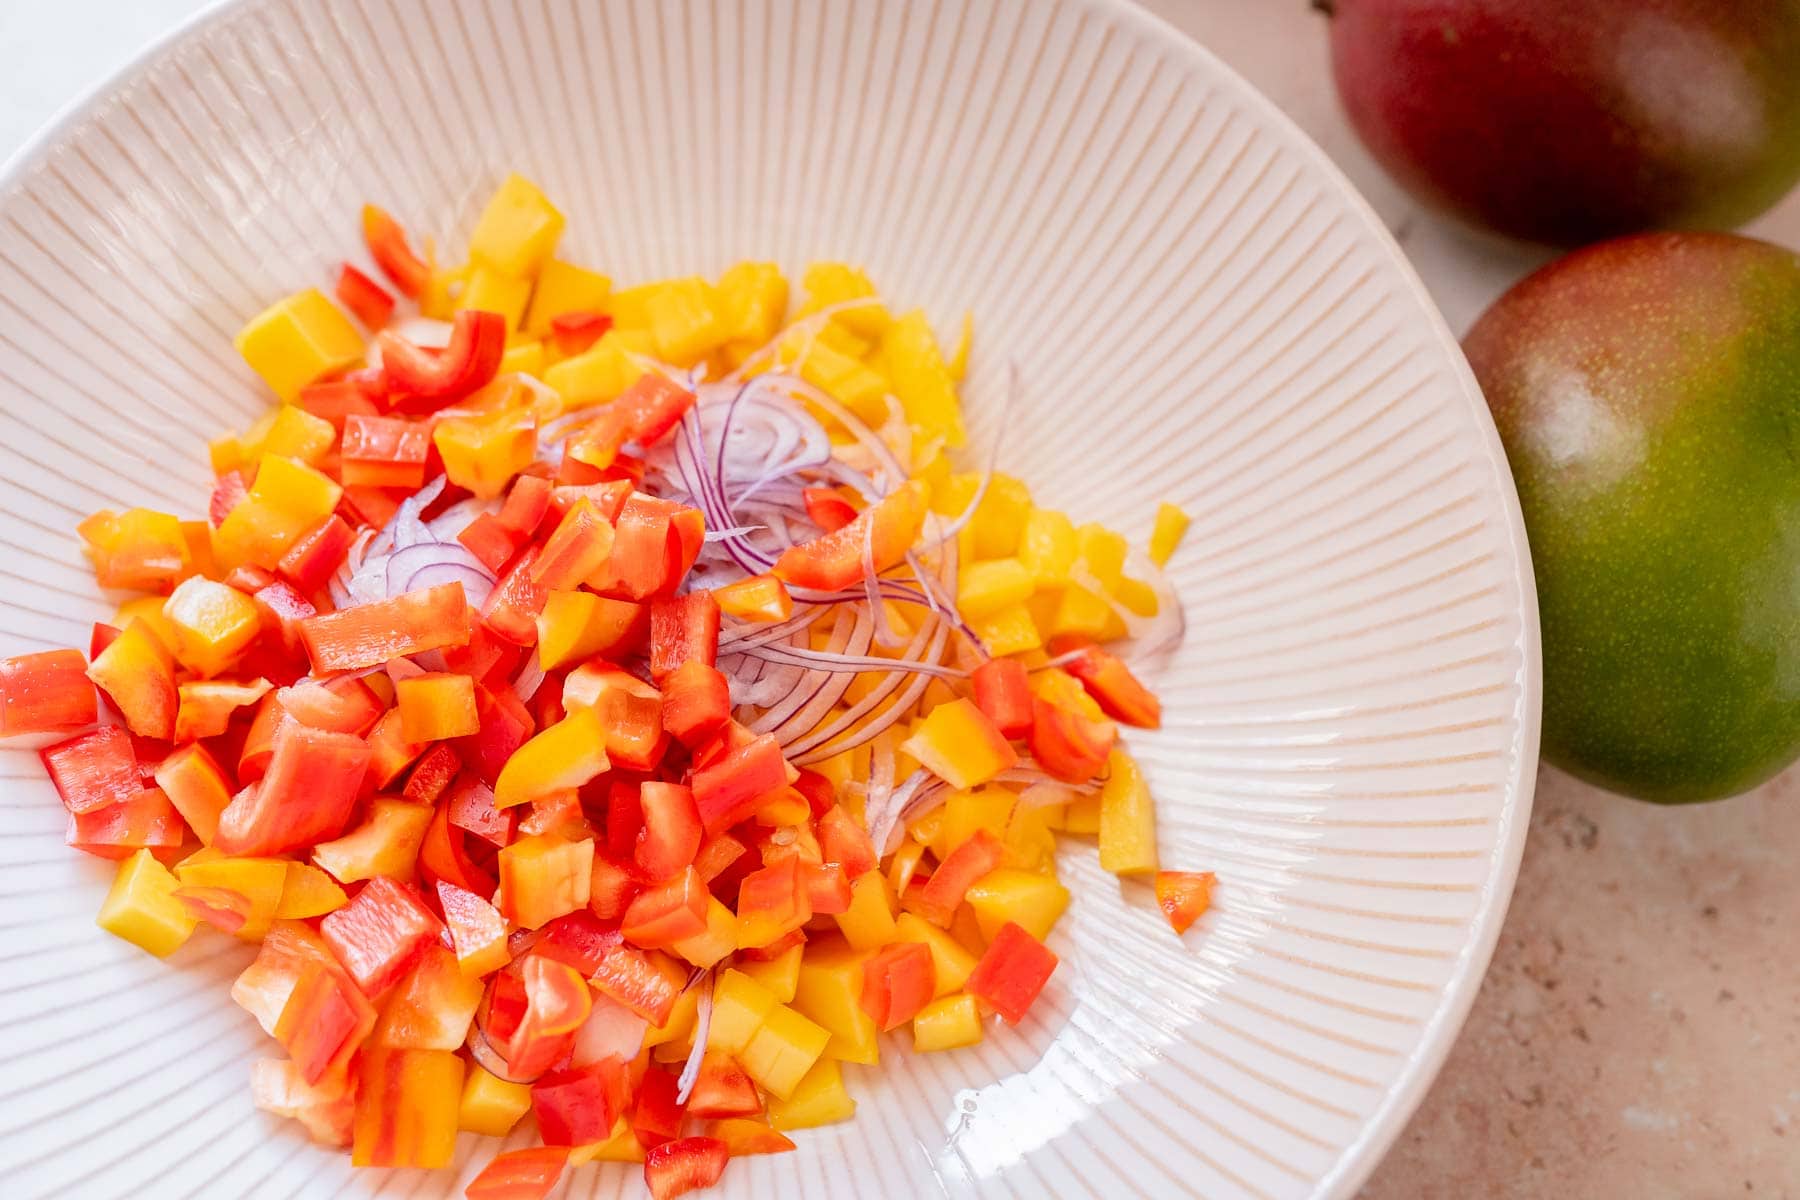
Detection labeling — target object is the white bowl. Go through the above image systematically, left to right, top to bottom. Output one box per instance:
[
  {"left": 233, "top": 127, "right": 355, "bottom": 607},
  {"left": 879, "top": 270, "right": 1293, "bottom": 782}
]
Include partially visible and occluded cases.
[{"left": 0, "top": 1, "right": 1538, "bottom": 1197}]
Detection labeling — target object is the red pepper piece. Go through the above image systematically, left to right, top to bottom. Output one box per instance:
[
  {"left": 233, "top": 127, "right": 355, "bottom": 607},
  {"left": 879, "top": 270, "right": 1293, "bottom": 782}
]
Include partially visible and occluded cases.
[
  {"left": 360, "top": 204, "right": 430, "bottom": 299},
  {"left": 336, "top": 262, "right": 396, "bottom": 329},
  {"left": 378, "top": 309, "right": 506, "bottom": 408},
  {"left": 549, "top": 310, "right": 613, "bottom": 356},
  {"left": 566, "top": 374, "right": 697, "bottom": 471},
  {"left": 298, "top": 379, "right": 380, "bottom": 432},
  {"left": 340, "top": 414, "right": 432, "bottom": 490},
  {"left": 208, "top": 470, "right": 249, "bottom": 527},
  {"left": 498, "top": 474, "right": 553, "bottom": 537},
  {"left": 773, "top": 480, "right": 928, "bottom": 592},
  {"left": 801, "top": 486, "right": 857, "bottom": 533},
  {"left": 598, "top": 494, "right": 704, "bottom": 600},
  {"left": 530, "top": 499, "right": 616, "bottom": 592},
  {"left": 457, "top": 512, "right": 521, "bottom": 573},
  {"left": 278, "top": 513, "right": 356, "bottom": 594},
  {"left": 482, "top": 547, "right": 549, "bottom": 647},
  {"left": 298, "top": 582, "right": 473, "bottom": 673},
  {"left": 649, "top": 591, "right": 720, "bottom": 681},
  {"left": 1062, "top": 644, "right": 1162, "bottom": 729},
  {"left": 971, "top": 656, "right": 1033, "bottom": 739},
  {"left": 659, "top": 660, "right": 729, "bottom": 749},
  {"left": 460, "top": 684, "right": 535, "bottom": 788},
  {"left": 1026, "top": 697, "right": 1116, "bottom": 784},
  {"left": 215, "top": 722, "right": 370, "bottom": 856},
  {"left": 41, "top": 725, "right": 137, "bottom": 814},
  {"left": 689, "top": 733, "right": 789, "bottom": 836},
  {"left": 401, "top": 742, "right": 461, "bottom": 806},
  {"left": 791, "top": 768, "right": 837, "bottom": 819},
  {"left": 448, "top": 773, "right": 515, "bottom": 848},
  {"left": 605, "top": 779, "right": 646, "bottom": 860},
  {"left": 635, "top": 781, "right": 701, "bottom": 882},
  {"left": 66, "top": 785, "right": 186, "bottom": 859},
  {"left": 418, "top": 801, "right": 497, "bottom": 898},
  {"left": 816, "top": 805, "right": 878, "bottom": 879},
  {"left": 918, "top": 828, "right": 1005, "bottom": 927},
  {"left": 692, "top": 832, "right": 747, "bottom": 884},
  {"left": 587, "top": 852, "right": 642, "bottom": 922},
  {"left": 802, "top": 861, "right": 853, "bottom": 915},
  {"left": 620, "top": 866, "right": 709, "bottom": 949},
  {"left": 1154, "top": 870, "right": 1215, "bottom": 935},
  {"left": 320, "top": 876, "right": 444, "bottom": 999},
  {"left": 533, "top": 911, "right": 624, "bottom": 976},
  {"left": 965, "top": 921, "right": 1059, "bottom": 1025},
  {"left": 860, "top": 940, "right": 936, "bottom": 1031},
  {"left": 588, "top": 943, "right": 685, "bottom": 1025},
  {"left": 275, "top": 959, "right": 376, "bottom": 1084},
  {"left": 684, "top": 1052, "right": 761, "bottom": 1119},
  {"left": 532, "top": 1058, "right": 633, "bottom": 1147},
  {"left": 631, "top": 1065, "right": 686, "bottom": 1149},
  {"left": 643, "top": 1136, "right": 729, "bottom": 1200},
  {"left": 465, "top": 1146, "right": 569, "bottom": 1200}
]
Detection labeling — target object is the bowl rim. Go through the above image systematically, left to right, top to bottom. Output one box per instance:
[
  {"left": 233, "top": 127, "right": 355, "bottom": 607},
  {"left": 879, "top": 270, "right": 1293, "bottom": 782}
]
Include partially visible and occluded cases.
[{"left": 0, "top": 1, "right": 1542, "bottom": 1195}]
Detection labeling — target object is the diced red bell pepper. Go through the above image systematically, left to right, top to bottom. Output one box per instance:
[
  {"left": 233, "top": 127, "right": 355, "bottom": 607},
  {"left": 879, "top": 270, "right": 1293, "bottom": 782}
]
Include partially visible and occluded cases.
[
  {"left": 361, "top": 204, "right": 430, "bottom": 299},
  {"left": 336, "top": 261, "right": 395, "bottom": 329},
  {"left": 379, "top": 309, "right": 506, "bottom": 408},
  {"left": 550, "top": 310, "right": 613, "bottom": 356},
  {"left": 566, "top": 374, "right": 697, "bottom": 471},
  {"left": 299, "top": 378, "right": 380, "bottom": 432},
  {"left": 340, "top": 414, "right": 432, "bottom": 489},
  {"left": 209, "top": 470, "right": 249, "bottom": 527},
  {"left": 498, "top": 474, "right": 553, "bottom": 537},
  {"left": 772, "top": 479, "right": 928, "bottom": 592},
  {"left": 339, "top": 484, "right": 406, "bottom": 529},
  {"left": 801, "top": 486, "right": 858, "bottom": 533},
  {"left": 599, "top": 493, "right": 705, "bottom": 600},
  {"left": 531, "top": 498, "right": 617, "bottom": 592},
  {"left": 457, "top": 511, "right": 521, "bottom": 573},
  {"left": 277, "top": 513, "right": 357, "bottom": 595},
  {"left": 482, "top": 547, "right": 550, "bottom": 646},
  {"left": 252, "top": 580, "right": 317, "bottom": 659},
  {"left": 299, "top": 582, "right": 473, "bottom": 673},
  {"left": 649, "top": 592, "right": 719, "bottom": 680},
  {"left": 87, "top": 620, "right": 176, "bottom": 741},
  {"left": 445, "top": 620, "right": 525, "bottom": 687},
  {"left": 88, "top": 622, "right": 121, "bottom": 662},
  {"left": 1062, "top": 644, "right": 1162, "bottom": 729},
  {"left": 1, "top": 649, "right": 96, "bottom": 735},
  {"left": 972, "top": 656, "right": 1034, "bottom": 739},
  {"left": 660, "top": 660, "right": 729, "bottom": 749},
  {"left": 275, "top": 677, "right": 382, "bottom": 738},
  {"left": 462, "top": 684, "right": 536, "bottom": 787},
  {"left": 236, "top": 692, "right": 286, "bottom": 783},
  {"left": 1027, "top": 698, "right": 1116, "bottom": 784},
  {"left": 363, "top": 707, "right": 427, "bottom": 791},
  {"left": 215, "top": 722, "right": 369, "bottom": 856},
  {"left": 41, "top": 725, "right": 137, "bottom": 814},
  {"left": 690, "top": 733, "right": 790, "bottom": 836},
  {"left": 401, "top": 741, "right": 461, "bottom": 805},
  {"left": 153, "top": 742, "right": 233, "bottom": 845},
  {"left": 791, "top": 768, "right": 837, "bottom": 819},
  {"left": 448, "top": 771, "right": 516, "bottom": 847},
  {"left": 602, "top": 780, "right": 645, "bottom": 861},
  {"left": 635, "top": 781, "right": 701, "bottom": 882},
  {"left": 66, "top": 785, "right": 186, "bottom": 860},
  {"left": 418, "top": 801, "right": 497, "bottom": 898},
  {"left": 820, "top": 805, "right": 874, "bottom": 874},
  {"left": 918, "top": 828, "right": 1005, "bottom": 927},
  {"left": 692, "top": 832, "right": 747, "bottom": 884},
  {"left": 587, "top": 851, "right": 642, "bottom": 921},
  {"left": 735, "top": 855, "right": 811, "bottom": 950},
  {"left": 802, "top": 861, "right": 854, "bottom": 915},
  {"left": 621, "top": 866, "right": 709, "bottom": 949},
  {"left": 1154, "top": 870, "right": 1215, "bottom": 935},
  {"left": 320, "top": 876, "right": 444, "bottom": 998},
  {"left": 174, "top": 884, "right": 254, "bottom": 935},
  {"left": 534, "top": 911, "right": 624, "bottom": 976},
  {"left": 965, "top": 920, "right": 1059, "bottom": 1025},
  {"left": 736, "top": 926, "right": 805, "bottom": 963},
  {"left": 860, "top": 941, "right": 936, "bottom": 1031},
  {"left": 588, "top": 943, "right": 687, "bottom": 1025},
  {"left": 517, "top": 954, "right": 594, "bottom": 1049},
  {"left": 275, "top": 959, "right": 377, "bottom": 1084},
  {"left": 351, "top": 1046, "right": 463, "bottom": 1168},
  {"left": 684, "top": 1052, "right": 761, "bottom": 1119},
  {"left": 533, "top": 1058, "right": 633, "bottom": 1146},
  {"left": 632, "top": 1065, "right": 686, "bottom": 1149},
  {"left": 711, "top": 1119, "right": 795, "bottom": 1157},
  {"left": 643, "top": 1136, "right": 729, "bottom": 1200},
  {"left": 466, "top": 1146, "right": 569, "bottom": 1200}
]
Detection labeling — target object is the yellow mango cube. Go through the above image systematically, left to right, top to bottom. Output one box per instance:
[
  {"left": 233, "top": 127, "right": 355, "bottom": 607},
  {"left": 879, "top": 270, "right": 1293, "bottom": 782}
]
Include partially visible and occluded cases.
[
  {"left": 468, "top": 173, "right": 564, "bottom": 278},
  {"left": 526, "top": 258, "right": 612, "bottom": 335},
  {"left": 715, "top": 261, "right": 789, "bottom": 349},
  {"left": 422, "top": 262, "right": 471, "bottom": 321},
  {"left": 798, "top": 262, "right": 887, "bottom": 336},
  {"left": 459, "top": 266, "right": 532, "bottom": 332},
  {"left": 647, "top": 276, "right": 726, "bottom": 366},
  {"left": 234, "top": 288, "right": 364, "bottom": 403},
  {"left": 878, "top": 309, "right": 965, "bottom": 447},
  {"left": 947, "top": 312, "right": 973, "bottom": 379},
  {"left": 543, "top": 329, "right": 649, "bottom": 408},
  {"left": 499, "top": 337, "right": 545, "bottom": 378},
  {"left": 793, "top": 339, "right": 888, "bottom": 425},
  {"left": 256, "top": 405, "right": 336, "bottom": 466},
  {"left": 433, "top": 406, "right": 537, "bottom": 500},
  {"left": 212, "top": 455, "right": 343, "bottom": 570},
  {"left": 966, "top": 474, "right": 1032, "bottom": 561},
  {"left": 1149, "top": 501, "right": 1190, "bottom": 567},
  {"left": 1019, "top": 507, "right": 1078, "bottom": 586},
  {"left": 1078, "top": 524, "right": 1129, "bottom": 592},
  {"left": 957, "top": 558, "right": 1034, "bottom": 619},
  {"left": 162, "top": 576, "right": 262, "bottom": 678},
  {"left": 1114, "top": 576, "right": 1160, "bottom": 618},
  {"left": 1049, "top": 583, "right": 1114, "bottom": 641},
  {"left": 969, "top": 603, "right": 1044, "bottom": 657},
  {"left": 899, "top": 698, "right": 1017, "bottom": 790},
  {"left": 1098, "top": 751, "right": 1159, "bottom": 876},
  {"left": 939, "top": 788, "right": 1017, "bottom": 862},
  {"left": 1063, "top": 790, "right": 1102, "bottom": 835},
  {"left": 1002, "top": 802, "right": 1058, "bottom": 872},
  {"left": 887, "top": 837, "right": 927, "bottom": 897},
  {"left": 97, "top": 849, "right": 195, "bottom": 957},
  {"left": 173, "top": 852, "right": 288, "bottom": 938},
  {"left": 276, "top": 861, "right": 349, "bottom": 919},
  {"left": 964, "top": 867, "right": 1070, "bottom": 942},
  {"left": 832, "top": 869, "right": 898, "bottom": 952},
  {"left": 670, "top": 896, "right": 738, "bottom": 969},
  {"left": 894, "top": 912, "right": 979, "bottom": 998},
  {"left": 792, "top": 937, "right": 879, "bottom": 1065},
  {"left": 737, "top": 942, "right": 803, "bottom": 1003},
  {"left": 710, "top": 969, "right": 779, "bottom": 1055},
  {"left": 912, "top": 993, "right": 984, "bottom": 1053},
  {"left": 739, "top": 1004, "right": 831, "bottom": 1100},
  {"left": 765, "top": 1056, "right": 856, "bottom": 1129},
  {"left": 458, "top": 1065, "right": 533, "bottom": 1136},
  {"left": 569, "top": 1116, "right": 647, "bottom": 1164}
]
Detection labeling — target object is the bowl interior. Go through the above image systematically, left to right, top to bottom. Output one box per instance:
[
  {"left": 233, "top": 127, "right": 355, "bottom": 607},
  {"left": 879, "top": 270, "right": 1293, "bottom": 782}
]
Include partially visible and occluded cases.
[{"left": 0, "top": 1, "right": 1537, "bottom": 1197}]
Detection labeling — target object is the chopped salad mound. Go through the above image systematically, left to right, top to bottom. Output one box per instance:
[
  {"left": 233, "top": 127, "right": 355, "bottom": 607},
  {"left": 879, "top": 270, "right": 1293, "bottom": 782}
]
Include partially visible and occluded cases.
[{"left": 2, "top": 173, "right": 1213, "bottom": 1200}]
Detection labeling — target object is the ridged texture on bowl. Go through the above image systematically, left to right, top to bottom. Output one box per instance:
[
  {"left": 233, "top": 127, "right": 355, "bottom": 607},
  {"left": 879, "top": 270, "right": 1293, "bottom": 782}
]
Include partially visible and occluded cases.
[{"left": 0, "top": 1, "right": 1536, "bottom": 1197}]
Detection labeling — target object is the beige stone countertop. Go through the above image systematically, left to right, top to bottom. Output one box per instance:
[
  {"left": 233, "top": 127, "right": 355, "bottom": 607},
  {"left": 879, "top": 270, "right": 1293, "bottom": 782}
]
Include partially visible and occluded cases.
[{"left": 1137, "top": 2, "right": 1800, "bottom": 1197}]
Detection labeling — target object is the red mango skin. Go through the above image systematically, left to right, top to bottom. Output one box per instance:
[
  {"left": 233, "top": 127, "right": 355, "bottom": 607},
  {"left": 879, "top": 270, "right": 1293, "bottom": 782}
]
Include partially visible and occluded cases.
[
  {"left": 1324, "top": 0, "right": 1800, "bottom": 245},
  {"left": 1466, "top": 232, "right": 1800, "bottom": 801}
]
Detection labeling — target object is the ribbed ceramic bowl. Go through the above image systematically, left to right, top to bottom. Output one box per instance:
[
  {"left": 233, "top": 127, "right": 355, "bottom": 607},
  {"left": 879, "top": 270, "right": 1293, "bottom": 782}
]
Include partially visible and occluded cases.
[{"left": 0, "top": 1, "right": 1539, "bottom": 1197}]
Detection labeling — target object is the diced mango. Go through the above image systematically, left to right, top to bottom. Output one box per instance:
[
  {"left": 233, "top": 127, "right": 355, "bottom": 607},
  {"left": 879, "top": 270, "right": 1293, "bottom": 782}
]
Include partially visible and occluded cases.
[
  {"left": 468, "top": 173, "right": 564, "bottom": 278},
  {"left": 526, "top": 258, "right": 612, "bottom": 335},
  {"left": 715, "top": 261, "right": 788, "bottom": 353},
  {"left": 421, "top": 262, "right": 471, "bottom": 321},
  {"left": 798, "top": 262, "right": 887, "bottom": 336},
  {"left": 459, "top": 266, "right": 532, "bottom": 332},
  {"left": 646, "top": 276, "right": 726, "bottom": 366},
  {"left": 234, "top": 288, "right": 365, "bottom": 403},
  {"left": 878, "top": 309, "right": 964, "bottom": 448},
  {"left": 947, "top": 312, "right": 973, "bottom": 380},
  {"left": 543, "top": 329, "right": 650, "bottom": 409},
  {"left": 499, "top": 337, "right": 544, "bottom": 378},
  {"left": 792, "top": 338, "right": 888, "bottom": 425},
  {"left": 255, "top": 405, "right": 337, "bottom": 466},
  {"left": 433, "top": 406, "right": 537, "bottom": 500},
  {"left": 212, "top": 455, "right": 343, "bottom": 570},
  {"left": 965, "top": 474, "right": 1032, "bottom": 561},
  {"left": 1149, "top": 502, "right": 1190, "bottom": 567},
  {"left": 1019, "top": 507, "right": 1078, "bottom": 587},
  {"left": 1077, "top": 524, "right": 1129, "bottom": 593},
  {"left": 957, "top": 558, "right": 1034, "bottom": 619},
  {"left": 162, "top": 576, "right": 261, "bottom": 677},
  {"left": 1114, "top": 576, "right": 1160, "bottom": 618},
  {"left": 1049, "top": 583, "right": 1114, "bottom": 641},
  {"left": 115, "top": 595, "right": 178, "bottom": 653},
  {"left": 968, "top": 603, "right": 1043, "bottom": 657},
  {"left": 900, "top": 698, "right": 1017, "bottom": 790},
  {"left": 1098, "top": 751, "right": 1159, "bottom": 876},
  {"left": 939, "top": 787, "right": 1017, "bottom": 862},
  {"left": 1063, "top": 789, "right": 1102, "bottom": 835},
  {"left": 1002, "top": 802, "right": 1057, "bottom": 873},
  {"left": 887, "top": 837, "right": 927, "bottom": 897},
  {"left": 97, "top": 849, "right": 195, "bottom": 957},
  {"left": 964, "top": 868, "right": 1070, "bottom": 943},
  {"left": 832, "top": 869, "right": 898, "bottom": 952},
  {"left": 893, "top": 912, "right": 979, "bottom": 998},
  {"left": 792, "top": 938, "right": 879, "bottom": 1065},
  {"left": 737, "top": 942, "right": 803, "bottom": 1003},
  {"left": 710, "top": 968, "right": 779, "bottom": 1056},
  {"left": 912, "top": 993, "right": 983, "bottom": 1053},
  {"left": 739, "top": 1004, "right": 831, "bottom": 1100},
  {"left": 765, "top": 1056, "right": 856, "bottom": 1129},
  {"left": 458, "top": 1065, "right": 533, "bottom": 1136},
  {"left": 569, "top": 1116, "right": 647, "bottom": 1164}
]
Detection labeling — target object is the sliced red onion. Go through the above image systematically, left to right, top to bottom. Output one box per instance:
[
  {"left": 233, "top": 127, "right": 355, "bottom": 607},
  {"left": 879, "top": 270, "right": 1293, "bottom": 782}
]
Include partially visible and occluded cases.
[
  {"left": 391, "top": 476, "right": 447, "bottom": 551},
  {"left": 427, "top": 496, "right": 501, "bottom": 542},
  {"left": 384, "top": 541, "right": 496, "bottom": 607},
  {"left": 786, "top": 606, "right": 951, "bottom": 760},
  {"left": 719, "top": 607, "right": 828, "bottom": 650},
  {"left": 750, "top": 607, "right": 863, "bottom": 735},
  {"left": 739, "top": 642, "right": 965, "bottom": 679},
  {"left": 511, "top": 651, "right": 547, "bottom": 703},
  {"left": 867, "top": 765, "right": 932, "bottom": 857},
  {"left": 675, "top": 971, "right": 715, "bottom": 1105}
]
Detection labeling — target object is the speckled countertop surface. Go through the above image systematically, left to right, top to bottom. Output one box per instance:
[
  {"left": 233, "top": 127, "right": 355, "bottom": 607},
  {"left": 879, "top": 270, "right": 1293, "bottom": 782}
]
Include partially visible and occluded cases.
[{"left": 7, "top": 3, "right": 1800, "bottom": 1196}]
